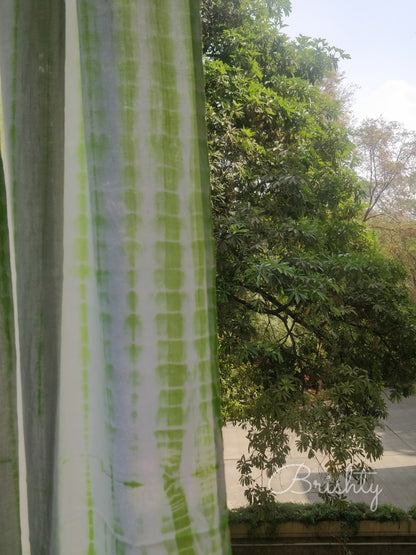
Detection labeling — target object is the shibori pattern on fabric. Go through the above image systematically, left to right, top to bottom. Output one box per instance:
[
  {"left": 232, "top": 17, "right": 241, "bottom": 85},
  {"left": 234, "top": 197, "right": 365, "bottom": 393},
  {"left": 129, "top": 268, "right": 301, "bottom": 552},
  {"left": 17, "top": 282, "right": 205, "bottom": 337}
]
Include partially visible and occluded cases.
[{"left": 0, "top": 1, "right": 231, "bottom": 553}]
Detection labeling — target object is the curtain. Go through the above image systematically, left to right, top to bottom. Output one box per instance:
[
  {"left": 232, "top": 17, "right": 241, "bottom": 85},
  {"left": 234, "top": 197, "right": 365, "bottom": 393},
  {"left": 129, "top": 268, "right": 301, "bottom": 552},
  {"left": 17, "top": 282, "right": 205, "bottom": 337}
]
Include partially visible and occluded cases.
[{"left": 0, "top": 1, "right": 230, "bottom": 553}]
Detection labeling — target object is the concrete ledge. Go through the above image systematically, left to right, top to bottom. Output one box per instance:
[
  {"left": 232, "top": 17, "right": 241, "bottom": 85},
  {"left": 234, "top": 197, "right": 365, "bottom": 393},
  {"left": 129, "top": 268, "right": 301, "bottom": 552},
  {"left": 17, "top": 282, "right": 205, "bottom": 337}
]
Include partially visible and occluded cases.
[
  {"left": 231, "top": 519, "right": 416, "bottom": 537},
  {"left": 230, "top": 520, "right": 416, "bottom": 554}
]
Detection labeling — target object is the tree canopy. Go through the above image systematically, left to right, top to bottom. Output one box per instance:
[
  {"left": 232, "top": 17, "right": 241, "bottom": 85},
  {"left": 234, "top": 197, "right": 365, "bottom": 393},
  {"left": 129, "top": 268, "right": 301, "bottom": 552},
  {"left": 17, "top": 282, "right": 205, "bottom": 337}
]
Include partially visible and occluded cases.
[
  {"left": 202, "top": 0, "right": 416, "bottom": 502},
  {"left": 354, "top": 118, "right": 416, "bottom": 221}
]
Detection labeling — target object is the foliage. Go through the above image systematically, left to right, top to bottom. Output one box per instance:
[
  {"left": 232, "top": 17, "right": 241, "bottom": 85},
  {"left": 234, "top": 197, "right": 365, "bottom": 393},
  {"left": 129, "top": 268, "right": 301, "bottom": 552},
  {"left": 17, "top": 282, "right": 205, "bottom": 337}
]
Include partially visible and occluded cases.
[
  {"left": 202, "top": 0, "right": 416, "bottom": 504},
  {"left": 354, "top": 118, "right": 416, "bottom": 221},
  {"left": 368, "top": 212, "right": 416, "bottom": 302},
  {"left": 228, "top": 501, "right": 411, "bottom": 527},
  {"left": 409, "top": 505, "right": 416, "bottom": 519}
]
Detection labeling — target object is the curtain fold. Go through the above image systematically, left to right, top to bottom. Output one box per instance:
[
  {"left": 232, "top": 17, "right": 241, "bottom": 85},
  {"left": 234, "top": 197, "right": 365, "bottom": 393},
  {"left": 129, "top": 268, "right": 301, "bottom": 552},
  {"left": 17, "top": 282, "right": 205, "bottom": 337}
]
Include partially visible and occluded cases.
[
  {"left": 0, "top": 1, "right": 230, "bottom": 553},
  {"left": 0, "top": 1, "right": 65, "bottom": 552},
  {"left": 0, "top": 148, "right": 21, "bottom": 555}
]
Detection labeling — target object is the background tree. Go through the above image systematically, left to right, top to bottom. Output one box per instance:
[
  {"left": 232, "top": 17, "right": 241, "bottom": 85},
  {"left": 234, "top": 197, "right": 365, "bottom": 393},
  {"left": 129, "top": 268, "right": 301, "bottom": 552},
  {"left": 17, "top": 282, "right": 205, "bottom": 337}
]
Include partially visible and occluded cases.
[
  {"left": 202, "top": 0, "right": 416, "bottom": 502},
  {"left": 0, "top": 1, "right": 230, "bottom": 553},
  {"left": 354, "top": 118, "right": 416, "bottom": 221},
  {"left": 355, "top": 118, "right": 416, "bottom": 300},
  {"left": 368, "top": 213, "right": 416, "bottom": 302}
]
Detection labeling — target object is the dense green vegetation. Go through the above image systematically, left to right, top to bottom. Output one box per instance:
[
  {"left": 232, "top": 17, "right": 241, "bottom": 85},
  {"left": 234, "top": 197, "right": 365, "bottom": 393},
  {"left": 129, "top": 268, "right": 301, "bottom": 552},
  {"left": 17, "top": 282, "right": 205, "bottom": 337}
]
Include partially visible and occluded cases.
[
  {"left": 202, "top": 0, "right": 416, "bottom": 503},
  {"left": 229, "top": 501, "right": 414, "bottom": 528}
]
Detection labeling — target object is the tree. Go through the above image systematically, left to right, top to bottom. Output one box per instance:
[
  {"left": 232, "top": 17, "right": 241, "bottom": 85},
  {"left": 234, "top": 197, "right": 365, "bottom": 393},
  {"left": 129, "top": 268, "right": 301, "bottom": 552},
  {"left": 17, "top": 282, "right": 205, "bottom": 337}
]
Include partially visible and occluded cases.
[
  {"left": 202, "top": 0, "right": 416, "bottom": 502},
  {"left": 0, "top": 1, "right": 230, "bottom": 553},
  {"left": 320, "top": 70, "right": 357, "bottom": 127},
  {"left": 354, "top": 118, "right": 416, "bottom": 221},
  {"left": 368, "top": 213, "right": 416, "bottom": 302}
]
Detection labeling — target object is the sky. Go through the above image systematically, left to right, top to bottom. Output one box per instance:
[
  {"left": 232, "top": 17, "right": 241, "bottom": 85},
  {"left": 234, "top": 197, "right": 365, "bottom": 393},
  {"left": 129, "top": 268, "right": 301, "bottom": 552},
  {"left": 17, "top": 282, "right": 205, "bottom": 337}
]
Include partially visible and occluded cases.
[{"left": 284, "top": 0, "right": 416, "bottom": 130}]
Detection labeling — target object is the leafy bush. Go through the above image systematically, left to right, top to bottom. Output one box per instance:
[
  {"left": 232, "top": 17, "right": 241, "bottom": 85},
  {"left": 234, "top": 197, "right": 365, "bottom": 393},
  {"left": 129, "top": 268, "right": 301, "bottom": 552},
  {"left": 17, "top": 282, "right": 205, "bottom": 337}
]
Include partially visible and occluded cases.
[
  {"left": 229, "top": 501, "right": 413, "bottom": 528},
  {"left": 408, "top": 505, "right": 416, "bottom": 519}
]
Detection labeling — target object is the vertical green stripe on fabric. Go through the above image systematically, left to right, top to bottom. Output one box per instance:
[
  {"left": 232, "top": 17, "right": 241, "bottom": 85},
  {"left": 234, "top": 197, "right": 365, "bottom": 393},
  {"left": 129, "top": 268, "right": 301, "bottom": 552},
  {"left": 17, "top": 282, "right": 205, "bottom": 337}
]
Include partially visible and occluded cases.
[
  {"left": 148, "top": 2, "right": 196, "bottom": 552},
  {"left": 189, "top": 3, "right": 231, "bottom": 550},
  {"left": 77, "top": 144, "right": 96, "bottom": 549}
]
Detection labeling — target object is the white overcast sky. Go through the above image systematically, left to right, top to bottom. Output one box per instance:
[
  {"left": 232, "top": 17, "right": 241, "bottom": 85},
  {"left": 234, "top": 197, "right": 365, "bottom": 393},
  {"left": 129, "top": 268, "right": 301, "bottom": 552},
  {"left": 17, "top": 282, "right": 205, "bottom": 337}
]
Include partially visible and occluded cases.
[{"left": 285, "top": 0, "right": 416, "bottom": 130}]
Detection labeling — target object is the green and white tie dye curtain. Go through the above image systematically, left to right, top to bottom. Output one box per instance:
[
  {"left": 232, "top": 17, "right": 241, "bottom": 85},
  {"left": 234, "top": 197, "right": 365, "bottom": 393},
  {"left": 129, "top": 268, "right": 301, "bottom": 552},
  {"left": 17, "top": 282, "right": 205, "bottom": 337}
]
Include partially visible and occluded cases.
[{"left": 0, "top": 1, "right": 231, "bottom": 553}]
